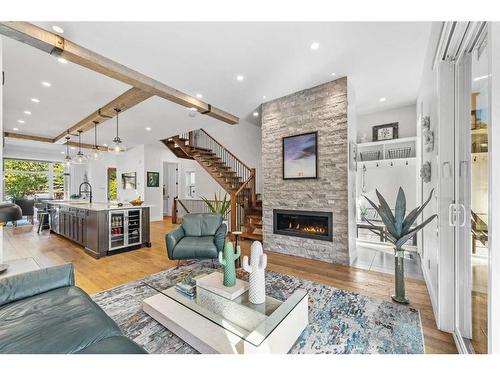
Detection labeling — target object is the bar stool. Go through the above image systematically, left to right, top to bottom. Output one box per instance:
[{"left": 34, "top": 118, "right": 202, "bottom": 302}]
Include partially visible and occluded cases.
[{"left": 35, "top": 202, "right": 51, "bottom": 234}]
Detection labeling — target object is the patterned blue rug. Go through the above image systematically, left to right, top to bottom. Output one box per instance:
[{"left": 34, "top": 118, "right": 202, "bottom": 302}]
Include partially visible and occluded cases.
[{"left": 92, "top": 260, "right": 424, "bottom": 354}]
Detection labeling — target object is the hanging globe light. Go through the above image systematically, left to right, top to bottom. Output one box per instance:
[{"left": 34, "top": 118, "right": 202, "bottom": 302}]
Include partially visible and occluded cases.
[
  {"left": 110, "top": 108, "right": 126, "bottom": 154},
  {"left": 90, "top": 121, "right": 101, "bottom": 160},
  {"left": 73, "top": 130, "right": 88, "bottom": 164},
  {"left": 63, "top": 136, "right": 72, "bottom": 167}
]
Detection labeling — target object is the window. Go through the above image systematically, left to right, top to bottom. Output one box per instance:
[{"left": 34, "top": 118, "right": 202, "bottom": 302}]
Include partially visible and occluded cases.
[{"left": 3, "top": 158, "right": 67, "bottom": 200}]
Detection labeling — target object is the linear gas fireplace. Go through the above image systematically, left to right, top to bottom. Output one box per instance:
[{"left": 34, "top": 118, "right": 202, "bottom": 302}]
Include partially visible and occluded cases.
[{"left": 273, "top": 209, "right": 333, "bottom": 241}]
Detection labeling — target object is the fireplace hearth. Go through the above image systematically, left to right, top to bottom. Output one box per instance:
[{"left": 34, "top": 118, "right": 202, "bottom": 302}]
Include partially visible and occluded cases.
[{"left": 273, "top": 209, "right": 333, "bottom": 241}]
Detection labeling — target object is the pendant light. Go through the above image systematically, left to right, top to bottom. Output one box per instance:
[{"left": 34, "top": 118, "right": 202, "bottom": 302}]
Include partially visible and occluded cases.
[
  {"left": 111, "top": 108, "right": 126, "bottom": 154},
  {"left": 90, "top": 121, "right": 101, "bottom": 160},
  {"left": 73, "top": 130, "right": 88, "bottom": 164},
  {"left": 63, "top": 136, "right": 72, "bottom": 167}
]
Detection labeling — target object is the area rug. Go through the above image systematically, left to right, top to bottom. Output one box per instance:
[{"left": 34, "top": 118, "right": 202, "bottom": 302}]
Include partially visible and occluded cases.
[{"left": 92, "top": 260, "right": 424, "bottom": 354}]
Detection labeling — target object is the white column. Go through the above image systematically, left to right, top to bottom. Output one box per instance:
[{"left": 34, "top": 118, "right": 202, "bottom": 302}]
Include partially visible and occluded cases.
[{"left": 488, "top": 21, "right": 500, "bottom": 354}]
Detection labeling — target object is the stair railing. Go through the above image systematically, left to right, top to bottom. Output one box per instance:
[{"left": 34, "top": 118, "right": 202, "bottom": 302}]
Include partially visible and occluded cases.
[
  {"left": 187, "top": 128, "right": 256, "bottom": 233},
  {"left": 173, "top": 197, "right": 232, "bottom": 228}
]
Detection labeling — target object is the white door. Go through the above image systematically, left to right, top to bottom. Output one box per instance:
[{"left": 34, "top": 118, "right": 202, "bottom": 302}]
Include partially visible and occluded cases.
[{"left": 454, "top": 27, "right": 490, "bottom": 354}]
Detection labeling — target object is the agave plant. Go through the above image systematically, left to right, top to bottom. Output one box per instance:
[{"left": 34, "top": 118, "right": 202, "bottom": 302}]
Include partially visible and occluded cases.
[
  {"left": 364, "top": 187, "right": 437, "bottom": 304},
  {"left": 200, "top": 192, "right": 231, "bottom": 218}
]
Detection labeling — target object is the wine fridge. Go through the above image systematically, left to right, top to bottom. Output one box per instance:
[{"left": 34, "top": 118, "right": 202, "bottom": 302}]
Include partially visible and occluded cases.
[{"left": 108, "top": 209, "right": 142, "bottom": 252}]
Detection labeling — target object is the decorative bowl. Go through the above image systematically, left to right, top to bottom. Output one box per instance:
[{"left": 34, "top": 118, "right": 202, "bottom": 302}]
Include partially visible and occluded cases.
[{"left": 129, "top": 200, "right": 144, "bottom": 206}]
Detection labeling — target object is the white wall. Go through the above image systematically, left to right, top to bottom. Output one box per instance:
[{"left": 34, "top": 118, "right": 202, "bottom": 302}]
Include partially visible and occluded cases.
[
  {"left": 357, "top": 104, "right": 417, "bottom": 142},
  {"left": 356, "top": 105, "right": 418, "bottom": 219},
  {"left": 203, "top": 120, "right": 262, "bottom": 193},
  {"left": 116, "top": 144, "right": 145, "bottom": 203},
  {"left": 87, "top": 153, "right": 117, "bottom": 202}
]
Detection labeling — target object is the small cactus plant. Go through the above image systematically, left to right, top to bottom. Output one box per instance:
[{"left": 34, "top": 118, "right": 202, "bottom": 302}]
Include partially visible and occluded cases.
[
  {"left": 242, "top": 241, "right": 267, "bottom": 304},
  {"left": 218, "top": 242, "right": 240, "bottom": 287}
]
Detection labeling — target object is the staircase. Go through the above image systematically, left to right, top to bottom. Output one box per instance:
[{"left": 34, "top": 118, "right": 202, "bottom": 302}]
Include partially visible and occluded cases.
[{"left": 162, "top": 129, "right": 262, "bottom": 241}]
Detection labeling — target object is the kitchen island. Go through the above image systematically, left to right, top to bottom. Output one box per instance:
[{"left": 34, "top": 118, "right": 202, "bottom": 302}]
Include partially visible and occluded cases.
[{"left": 47, "top": 201, "right": 151, "bottom": 259}]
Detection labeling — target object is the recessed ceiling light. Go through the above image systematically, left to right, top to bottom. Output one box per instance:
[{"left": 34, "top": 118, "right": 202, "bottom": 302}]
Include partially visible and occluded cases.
[
  {"left": 52, "top": 25, "right": 64, "bottom": 33},
  {"left": 310, "top": 42, "right": 320, "bottom": 50},
  {"left": 57, "top": 57, "right": 68, "bottom": 64},
  {"left": 331, "top": 72, "right": 336, "bottom": 76},
  {"left": 236, "top": 75, "right": 244, "bottom": 81},
  {"left": 41, "top": 81, "right": 52, "bottom": 87},
  {"left": 196, "top": 93, "right": 203, "bottom": 99},
  {"left": 262, "top": 95, "right": 266, "bottom": 100},
  {"left": 379, "top": 97, "right": 387, "bottom": 102},
  {"left": 31, "top": 98, "right": 40, "bottom": 103},
  {"left": 189, "top": 107, "right": 197, "bottom": 111},
  {"left": 24, "top": 110, "right": 31, "bottom": 115},
  {"left": 253, "top": 112, "right": 259, "bottom": 117},
  {"left": 17, "top": 120, "right": 25, "bottom": 124},
  {"left": 13, "top": 127, "right": 19, "bottom": 131},
  {"left": 145, "top": 127, "right": 152, "bottom": 131},
  {"left": 103, "top": 143, "right": 108, "bottom": 147},
  {"left": 71, "top": 146, "right": 76, "bottom": 150},
  {"left": 60, "top": 151, "right": 65, "bottom": 155}
]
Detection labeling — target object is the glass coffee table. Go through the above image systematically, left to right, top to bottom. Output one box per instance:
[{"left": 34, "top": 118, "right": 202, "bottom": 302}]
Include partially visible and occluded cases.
[{"left": 142, "top": 272, "right": 308, "bottom": 354}]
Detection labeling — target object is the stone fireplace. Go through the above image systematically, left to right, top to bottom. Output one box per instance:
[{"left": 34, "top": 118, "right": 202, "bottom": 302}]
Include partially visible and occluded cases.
[{"left": 261, "top": 77, "right": 355, "bottom": 265}]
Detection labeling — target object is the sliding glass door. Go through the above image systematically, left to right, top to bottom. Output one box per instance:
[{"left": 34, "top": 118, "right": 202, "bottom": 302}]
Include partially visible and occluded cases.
[{"left": 454, "top": 30, "right": 490, "bottom": 354}]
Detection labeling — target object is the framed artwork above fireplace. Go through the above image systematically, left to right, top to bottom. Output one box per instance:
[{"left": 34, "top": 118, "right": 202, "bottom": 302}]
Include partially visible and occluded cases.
[{"left": 282, "top": 131, "right": 318, "bottom": 180}]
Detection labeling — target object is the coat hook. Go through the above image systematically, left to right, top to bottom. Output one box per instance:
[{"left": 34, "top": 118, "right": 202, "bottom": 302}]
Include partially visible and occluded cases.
[
  {"left": 474, "top": 156, "right": 477, "bottom": 162},
  {"left": 406, "top": 160, "right": 408, "bottom": 165},
  {"left": 376, "top": 162, "right": 379, "bottom": 167},
  {"left": 390, "top": 162, "right": 393, "bottom": 167}
]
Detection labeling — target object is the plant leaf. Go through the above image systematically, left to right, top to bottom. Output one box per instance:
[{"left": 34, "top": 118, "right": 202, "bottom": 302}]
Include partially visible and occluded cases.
[
  {"left": 394, "top": 187, "right": 406, "bottom": 236},
  {"left": 402, "top": 188, "right": 435, "bottom": 233},
  {"left": 376, "top": 189, "right": 395, "bottom": 224},
  {"left": 363, "top": 194, "right": 399, "bottom": 239},
  {"left": 396, "top": 214, "right": 437, "bottom": 248}
]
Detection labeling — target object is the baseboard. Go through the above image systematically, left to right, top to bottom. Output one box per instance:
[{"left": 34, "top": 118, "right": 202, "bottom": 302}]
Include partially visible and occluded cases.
[{"left": 421, "top": 257, "right": 439, "bottom": 328}]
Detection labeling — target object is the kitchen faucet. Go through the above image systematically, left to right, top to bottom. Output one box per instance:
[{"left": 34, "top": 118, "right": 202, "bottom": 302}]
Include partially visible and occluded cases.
[{"left": 79, "top": 182, "right": 93, "bottom": 204}]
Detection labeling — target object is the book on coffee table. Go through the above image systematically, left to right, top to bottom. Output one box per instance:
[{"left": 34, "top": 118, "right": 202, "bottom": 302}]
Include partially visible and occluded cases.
[{"left": 196, "top": 272, "right": 249, "bottom": 300}]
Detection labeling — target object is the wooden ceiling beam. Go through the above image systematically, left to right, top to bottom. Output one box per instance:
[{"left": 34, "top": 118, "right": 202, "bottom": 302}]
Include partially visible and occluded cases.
[
  {"left": 0, "top": 22, "right": 239, "bottom": 125},
  {"left": 53, "top": 87, "right": 153, "bottom": 144},
  {"left": 3, "top": 132, "right": 108, "bottom": 151}
]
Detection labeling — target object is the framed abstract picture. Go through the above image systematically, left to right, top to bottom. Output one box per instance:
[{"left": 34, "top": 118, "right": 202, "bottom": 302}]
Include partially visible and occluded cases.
[
  {"left": 282, "top": 131, "right": 318, "bottom": 180},
  {"left": 121, "top": 172, "right": 137, "bottom": 190},
  {"left": 147, "top": 172, "right": 160, "bottom": 187}
]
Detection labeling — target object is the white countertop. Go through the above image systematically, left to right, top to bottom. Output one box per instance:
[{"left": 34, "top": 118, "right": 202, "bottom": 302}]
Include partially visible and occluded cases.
[{"left": 47, "top": 200, "right": 152, "bottom": 211}]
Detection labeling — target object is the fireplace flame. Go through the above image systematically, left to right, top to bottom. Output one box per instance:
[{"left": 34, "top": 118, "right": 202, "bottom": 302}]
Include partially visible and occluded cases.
[{"left": 288, "top": 222, "right": 326, "bottom": 234}]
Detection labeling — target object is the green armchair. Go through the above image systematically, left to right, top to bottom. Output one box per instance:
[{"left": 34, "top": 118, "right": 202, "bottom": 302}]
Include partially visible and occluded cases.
[{"left": 166, "top": 213, "right": 226, "bottom": 262}]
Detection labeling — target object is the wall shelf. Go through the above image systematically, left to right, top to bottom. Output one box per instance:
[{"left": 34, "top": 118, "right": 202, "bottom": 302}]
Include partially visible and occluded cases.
[{"left": 357, "top": 136, "right": 416, "bottom": 163}]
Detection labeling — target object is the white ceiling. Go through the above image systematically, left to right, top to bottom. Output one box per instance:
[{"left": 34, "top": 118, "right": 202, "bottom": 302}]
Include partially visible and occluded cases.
[{"left": 2, "top": 22, "right": 432, "bottom": 156}]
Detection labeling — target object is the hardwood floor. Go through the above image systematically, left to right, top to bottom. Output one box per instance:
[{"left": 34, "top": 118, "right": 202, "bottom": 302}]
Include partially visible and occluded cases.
[{"left": 1, "top": 217, "right": 457, "bottom": 354}]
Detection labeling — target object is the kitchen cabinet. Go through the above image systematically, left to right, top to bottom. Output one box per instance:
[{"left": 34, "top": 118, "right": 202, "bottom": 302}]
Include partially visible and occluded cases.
[{"left": 48, "top": 202, "right": 151, "bottom": 259}]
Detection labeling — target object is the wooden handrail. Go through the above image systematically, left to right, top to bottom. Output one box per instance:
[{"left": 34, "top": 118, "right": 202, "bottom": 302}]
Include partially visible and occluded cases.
[
  {"left": 199, "top": 129, "right": 252, "bottom": 172},
  {"left": 234, "top": 170, "right": 255, "bottom": 196}
]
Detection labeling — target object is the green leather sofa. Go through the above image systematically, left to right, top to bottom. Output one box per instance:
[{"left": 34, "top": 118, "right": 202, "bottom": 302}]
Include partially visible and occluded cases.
[
  {"left": 166, "top": 213, "right": 226, "bottom": 261},
  {"left": 0, "top": 263, "right": 146, "bottom": 354}
]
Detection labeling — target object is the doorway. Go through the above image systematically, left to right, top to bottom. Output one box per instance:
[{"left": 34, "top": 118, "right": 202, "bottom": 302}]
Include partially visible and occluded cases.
[{"left": 163, "top": 162, "right": 178, "bottom": 217}]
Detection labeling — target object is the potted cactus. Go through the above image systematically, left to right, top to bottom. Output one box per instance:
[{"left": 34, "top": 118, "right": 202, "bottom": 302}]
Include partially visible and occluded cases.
[{"left": 363, "top": 187, "right": 437, "bottom": 304}]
